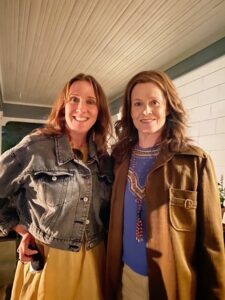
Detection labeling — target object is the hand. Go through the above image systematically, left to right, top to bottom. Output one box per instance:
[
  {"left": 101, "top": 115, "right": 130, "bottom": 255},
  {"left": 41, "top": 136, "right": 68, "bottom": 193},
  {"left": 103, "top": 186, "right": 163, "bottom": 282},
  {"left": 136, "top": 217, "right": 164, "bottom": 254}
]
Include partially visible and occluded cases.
[{"left": 14, "top": 224, "right": 38, "bottom": 263}]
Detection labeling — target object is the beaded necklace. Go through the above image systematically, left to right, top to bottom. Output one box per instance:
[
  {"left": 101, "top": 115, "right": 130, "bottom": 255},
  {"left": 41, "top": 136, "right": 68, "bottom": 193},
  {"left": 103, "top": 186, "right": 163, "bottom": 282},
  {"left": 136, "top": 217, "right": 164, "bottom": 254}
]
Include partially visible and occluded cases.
[{"left": 128, "top": 144, "right": 160, "bottom": 242}]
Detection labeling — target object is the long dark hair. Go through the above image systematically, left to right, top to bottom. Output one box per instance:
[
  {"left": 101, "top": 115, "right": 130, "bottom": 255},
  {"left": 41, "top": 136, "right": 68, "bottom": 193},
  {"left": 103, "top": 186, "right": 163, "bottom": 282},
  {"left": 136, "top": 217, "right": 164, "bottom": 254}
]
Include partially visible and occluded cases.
[{"left": 113, "top": 70, "right": 191, "bottom": 162}]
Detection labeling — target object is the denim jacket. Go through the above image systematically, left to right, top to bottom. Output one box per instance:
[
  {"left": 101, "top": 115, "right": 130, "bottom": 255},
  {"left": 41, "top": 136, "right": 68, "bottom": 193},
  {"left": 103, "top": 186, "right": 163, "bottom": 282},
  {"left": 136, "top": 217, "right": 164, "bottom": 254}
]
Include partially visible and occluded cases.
[{"left": 0, "top": 133, "right": 113, "bottom": 251}]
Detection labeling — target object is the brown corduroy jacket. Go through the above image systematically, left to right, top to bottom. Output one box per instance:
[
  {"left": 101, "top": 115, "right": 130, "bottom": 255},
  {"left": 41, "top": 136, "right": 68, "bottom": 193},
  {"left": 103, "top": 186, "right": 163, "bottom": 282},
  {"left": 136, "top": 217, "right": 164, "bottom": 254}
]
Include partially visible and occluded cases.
[{"left": 106, "top": 144, "right": 225, "bottom": 300}]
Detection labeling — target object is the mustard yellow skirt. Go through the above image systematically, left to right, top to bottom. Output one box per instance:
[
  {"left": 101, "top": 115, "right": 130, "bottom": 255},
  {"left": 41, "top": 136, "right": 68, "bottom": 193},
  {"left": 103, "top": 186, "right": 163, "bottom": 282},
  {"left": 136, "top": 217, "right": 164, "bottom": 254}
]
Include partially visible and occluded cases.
[{"left": 11, "top": 241, "right": 105, "bottom": 300}]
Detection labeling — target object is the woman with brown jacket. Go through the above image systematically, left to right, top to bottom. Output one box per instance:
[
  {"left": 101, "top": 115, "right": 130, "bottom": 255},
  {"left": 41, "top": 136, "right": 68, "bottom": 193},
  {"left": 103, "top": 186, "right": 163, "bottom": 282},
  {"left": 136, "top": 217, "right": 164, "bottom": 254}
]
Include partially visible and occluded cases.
[{"left": 106, "top": 70, "right": 225, "bottom": 300}]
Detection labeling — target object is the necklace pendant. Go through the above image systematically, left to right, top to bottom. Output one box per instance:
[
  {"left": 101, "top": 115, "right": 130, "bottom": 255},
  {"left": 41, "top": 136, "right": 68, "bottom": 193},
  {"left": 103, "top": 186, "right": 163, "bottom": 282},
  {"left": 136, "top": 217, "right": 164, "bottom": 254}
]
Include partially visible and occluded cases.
[{"left": 136, "top": 236, "right": 143, "bottom": 243}]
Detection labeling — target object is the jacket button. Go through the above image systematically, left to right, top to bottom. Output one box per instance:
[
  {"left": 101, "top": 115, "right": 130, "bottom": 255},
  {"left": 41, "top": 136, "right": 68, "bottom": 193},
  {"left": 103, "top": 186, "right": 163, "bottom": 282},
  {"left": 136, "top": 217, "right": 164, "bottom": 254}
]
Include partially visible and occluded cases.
[
  {"left": 52, "top": 176, "right": 57, "bottom": 181},
  {"left": 83, "top": 197, "right": 88, "bottom": 202},
  {"left": 184, "top": 199, "right": 193, "bottom": 209},
  {"left": 86, "top": 219, "right": 90, "bottom": 225}
]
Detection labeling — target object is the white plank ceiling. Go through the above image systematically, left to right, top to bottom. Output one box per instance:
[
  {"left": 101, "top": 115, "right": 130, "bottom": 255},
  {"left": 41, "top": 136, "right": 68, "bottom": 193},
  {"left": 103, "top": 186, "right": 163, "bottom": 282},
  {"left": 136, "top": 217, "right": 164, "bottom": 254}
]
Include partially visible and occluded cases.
[{"left": 0, "top": 0, "right": 225, "bottom": 108}]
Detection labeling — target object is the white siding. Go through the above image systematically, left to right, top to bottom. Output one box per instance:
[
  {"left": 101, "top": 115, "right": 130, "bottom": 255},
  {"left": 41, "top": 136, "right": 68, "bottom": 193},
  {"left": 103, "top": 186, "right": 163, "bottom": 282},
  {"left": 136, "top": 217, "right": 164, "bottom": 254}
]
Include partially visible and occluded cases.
[{"left": 174, "top": 55, "right": 225, "bottom": 181}]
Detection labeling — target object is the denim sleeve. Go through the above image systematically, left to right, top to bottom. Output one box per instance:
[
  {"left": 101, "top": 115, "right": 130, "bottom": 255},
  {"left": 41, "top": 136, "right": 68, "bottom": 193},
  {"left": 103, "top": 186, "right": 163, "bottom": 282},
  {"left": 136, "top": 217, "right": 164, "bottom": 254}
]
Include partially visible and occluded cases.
[{"left": 0, "top": 149, "right": 22, "bottom": 235}]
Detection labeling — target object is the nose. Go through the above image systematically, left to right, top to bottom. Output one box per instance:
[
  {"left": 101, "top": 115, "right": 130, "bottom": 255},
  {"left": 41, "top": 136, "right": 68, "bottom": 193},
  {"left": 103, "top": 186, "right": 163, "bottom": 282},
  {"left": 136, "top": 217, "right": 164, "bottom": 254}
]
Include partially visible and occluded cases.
[
  {"left": 76, "top": 100, "right": 87, "bottom": 112},
  {"left": 143, "top": 104, "right": 152, "bottom": 115}
]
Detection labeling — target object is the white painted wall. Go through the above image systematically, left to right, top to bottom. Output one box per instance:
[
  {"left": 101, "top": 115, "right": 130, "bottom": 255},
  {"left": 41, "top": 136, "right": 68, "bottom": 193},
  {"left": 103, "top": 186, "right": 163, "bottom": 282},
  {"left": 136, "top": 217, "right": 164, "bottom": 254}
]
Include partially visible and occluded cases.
[{"left": 174, "top": 55, "right": 225, "bottom": 181}]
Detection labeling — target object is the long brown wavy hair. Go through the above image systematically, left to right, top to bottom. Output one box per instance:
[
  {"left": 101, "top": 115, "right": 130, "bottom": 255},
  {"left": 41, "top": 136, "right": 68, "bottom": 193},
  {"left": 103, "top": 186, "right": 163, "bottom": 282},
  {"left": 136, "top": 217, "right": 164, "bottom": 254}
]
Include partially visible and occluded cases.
[
  {"left": 113, "top": 70, "right": 191, "bottom": 161},
  {"left": 37, "top": 73, "right": 112, "bottom": 154}
]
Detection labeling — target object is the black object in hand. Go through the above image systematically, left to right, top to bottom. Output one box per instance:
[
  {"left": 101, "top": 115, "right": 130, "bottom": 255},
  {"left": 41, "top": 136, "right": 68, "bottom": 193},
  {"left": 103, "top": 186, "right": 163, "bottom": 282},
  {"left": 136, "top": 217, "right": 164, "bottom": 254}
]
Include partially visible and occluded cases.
[{"left": 29, "top": 244, "right": 44, "bottom": 271}]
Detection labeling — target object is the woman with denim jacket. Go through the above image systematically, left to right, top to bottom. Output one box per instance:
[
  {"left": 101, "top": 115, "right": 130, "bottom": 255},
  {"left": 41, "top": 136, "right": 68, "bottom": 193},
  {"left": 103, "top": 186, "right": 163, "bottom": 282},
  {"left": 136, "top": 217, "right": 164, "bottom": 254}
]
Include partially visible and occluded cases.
[
  {"left": 105, "top": 70, "right": 225, "bottom": 300},
  {"left": 0, "top": 73, "right": 113, "bottom": 299}
]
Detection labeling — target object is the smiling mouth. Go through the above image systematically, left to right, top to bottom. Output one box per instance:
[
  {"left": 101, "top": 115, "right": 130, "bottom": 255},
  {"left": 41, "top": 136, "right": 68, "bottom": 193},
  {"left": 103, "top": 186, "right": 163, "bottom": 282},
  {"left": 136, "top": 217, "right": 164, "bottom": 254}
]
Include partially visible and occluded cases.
[
  {"left": 73, "top": 116, "right": 88, "bottom": 122},
  {"left": 141, "top": 119, "right": 155, "bottom": 122}
]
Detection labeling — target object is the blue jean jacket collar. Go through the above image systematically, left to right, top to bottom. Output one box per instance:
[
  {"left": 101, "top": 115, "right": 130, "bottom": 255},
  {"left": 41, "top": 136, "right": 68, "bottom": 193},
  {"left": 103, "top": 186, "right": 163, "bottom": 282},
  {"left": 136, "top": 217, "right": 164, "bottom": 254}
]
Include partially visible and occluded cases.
[{"left": 54, "top": 134, "right": 99, "bottom": 166}]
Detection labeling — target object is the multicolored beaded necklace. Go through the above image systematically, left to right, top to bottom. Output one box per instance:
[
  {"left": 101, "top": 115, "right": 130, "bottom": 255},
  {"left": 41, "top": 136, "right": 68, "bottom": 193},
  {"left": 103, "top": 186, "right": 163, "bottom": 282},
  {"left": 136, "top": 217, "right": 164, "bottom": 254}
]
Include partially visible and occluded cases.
[{"left": 128, "top": 143, "right": 160, "bottom": 242}]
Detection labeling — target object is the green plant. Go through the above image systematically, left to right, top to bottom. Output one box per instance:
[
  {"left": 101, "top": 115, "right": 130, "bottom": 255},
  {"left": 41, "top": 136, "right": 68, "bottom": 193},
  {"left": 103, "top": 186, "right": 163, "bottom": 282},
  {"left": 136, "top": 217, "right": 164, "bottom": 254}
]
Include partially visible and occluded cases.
[{"left": 218, "top": 175, "right": 225, "bottom": 207}]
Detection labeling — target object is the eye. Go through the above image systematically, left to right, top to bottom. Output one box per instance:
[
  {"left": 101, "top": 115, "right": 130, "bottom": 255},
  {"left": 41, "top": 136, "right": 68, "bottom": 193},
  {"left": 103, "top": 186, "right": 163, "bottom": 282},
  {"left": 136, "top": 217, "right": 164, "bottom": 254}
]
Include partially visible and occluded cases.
[
  {"left": 69, "top": 96, "right": 80, "bottom": 103},
  {"left": 86, "top": 98, "right": 97, "bottom": 105},
  {"left": 151, "top": 99, "right": 160, "bottom": 107},
  {"left": 133, "top": 101, "right": 142, "bottom": 107}
]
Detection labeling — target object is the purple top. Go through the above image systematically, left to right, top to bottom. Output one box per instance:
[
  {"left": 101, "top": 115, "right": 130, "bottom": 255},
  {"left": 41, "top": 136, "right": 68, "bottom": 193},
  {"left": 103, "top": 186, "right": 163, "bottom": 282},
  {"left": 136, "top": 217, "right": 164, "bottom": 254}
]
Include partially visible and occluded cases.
[{"left": 123, "top": 144, "right": 160, "bottom": 275}]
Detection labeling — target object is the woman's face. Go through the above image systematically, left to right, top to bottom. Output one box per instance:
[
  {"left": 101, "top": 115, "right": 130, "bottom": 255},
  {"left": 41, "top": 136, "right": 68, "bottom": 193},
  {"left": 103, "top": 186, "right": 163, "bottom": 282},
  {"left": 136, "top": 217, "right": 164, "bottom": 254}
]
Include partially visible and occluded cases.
[
  {"left": 65, "top": 80, "right": 98, "bottom": 137},
  {"left": 131, "top": 82, "right": 168, "bottom": 144}
]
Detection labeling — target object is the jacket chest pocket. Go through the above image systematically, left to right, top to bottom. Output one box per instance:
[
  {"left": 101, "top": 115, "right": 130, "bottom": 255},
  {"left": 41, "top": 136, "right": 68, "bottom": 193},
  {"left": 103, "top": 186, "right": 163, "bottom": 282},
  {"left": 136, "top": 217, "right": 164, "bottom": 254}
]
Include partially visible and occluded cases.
[
  {"left": 33, "top": 171, "right": 74, "bottom": 207},
  {"left": 169, "top": 187, "right": 197, "bottom": 232}
]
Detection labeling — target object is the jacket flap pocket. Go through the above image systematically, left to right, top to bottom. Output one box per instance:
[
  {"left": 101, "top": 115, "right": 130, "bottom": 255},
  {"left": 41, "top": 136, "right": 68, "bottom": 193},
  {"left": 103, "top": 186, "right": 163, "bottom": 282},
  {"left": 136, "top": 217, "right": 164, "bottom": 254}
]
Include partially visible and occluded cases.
[
  {"left": 33, "top": 170, "right": 74, "bottom": 207},
  {"left": 34, "top": 171, "right": 73, "bottom": 177},
  {"left": 169, "top": 188, "right": 197, "bottom": 231},
  {"left": 170, "top": 188, "right": 197, "bottom": 209}
]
